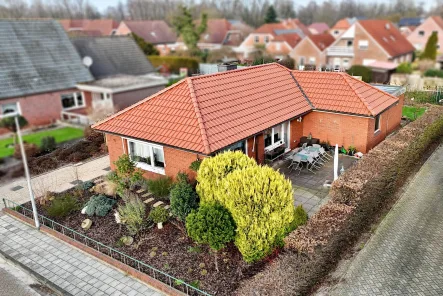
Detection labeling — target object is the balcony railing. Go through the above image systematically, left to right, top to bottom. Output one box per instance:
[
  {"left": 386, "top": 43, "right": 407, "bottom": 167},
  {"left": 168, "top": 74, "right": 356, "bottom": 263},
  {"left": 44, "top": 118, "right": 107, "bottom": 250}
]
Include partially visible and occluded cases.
[{"left": 326, "top": 46, "right": 354, "bottom": 56}]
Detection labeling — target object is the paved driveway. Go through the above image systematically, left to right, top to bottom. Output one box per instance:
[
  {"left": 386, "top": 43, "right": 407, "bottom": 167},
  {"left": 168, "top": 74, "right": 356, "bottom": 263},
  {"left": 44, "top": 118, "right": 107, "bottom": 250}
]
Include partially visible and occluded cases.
[{"left": 328, "top": 145, "right": 443, "bottom": 295}]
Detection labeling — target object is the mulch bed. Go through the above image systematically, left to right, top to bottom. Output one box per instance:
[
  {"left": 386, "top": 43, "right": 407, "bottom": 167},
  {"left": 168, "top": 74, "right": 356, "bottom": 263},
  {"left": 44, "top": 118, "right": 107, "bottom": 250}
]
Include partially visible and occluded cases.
[{"left": 21, "top": 187, "right": 266, "bottom": 295}]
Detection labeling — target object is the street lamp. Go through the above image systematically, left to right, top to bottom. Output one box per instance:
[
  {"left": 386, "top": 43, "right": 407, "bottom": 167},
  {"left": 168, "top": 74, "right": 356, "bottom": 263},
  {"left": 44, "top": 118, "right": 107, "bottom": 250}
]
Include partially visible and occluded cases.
[{"left": 8, "top": 114, "right": 40, "bottom": 229}]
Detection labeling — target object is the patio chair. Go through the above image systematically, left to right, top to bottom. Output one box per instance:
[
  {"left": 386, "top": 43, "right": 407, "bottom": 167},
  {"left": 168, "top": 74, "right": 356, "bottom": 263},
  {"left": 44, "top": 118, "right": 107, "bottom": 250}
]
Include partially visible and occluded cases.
[
  {"left": 302, "top": 142, "right": 307, "bottom": 149},
  {"left": 319, "top": 147, "right": 332, "bottom": 161},
  {"left": 284, "top": 150, "right": 297, "bottom": 168},
  {"left": 310, "top": 151, "right": 325, "bottom": 166},
  {"left": 289, "top": 155, "right": 303, "bottom": 175},
  {"left": 306, "top": 156, "right": 321, "bottom": 174}
]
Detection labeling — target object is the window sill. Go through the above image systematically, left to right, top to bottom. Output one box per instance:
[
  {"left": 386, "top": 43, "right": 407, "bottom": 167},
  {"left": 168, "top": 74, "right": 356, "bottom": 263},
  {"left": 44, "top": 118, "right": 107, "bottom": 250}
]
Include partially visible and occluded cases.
[
  {"left": 374, "top": 129, "right": 381, "bottom": 135},
  {"left": 135, "top": 162, "right": 165, "bottom": 175}
]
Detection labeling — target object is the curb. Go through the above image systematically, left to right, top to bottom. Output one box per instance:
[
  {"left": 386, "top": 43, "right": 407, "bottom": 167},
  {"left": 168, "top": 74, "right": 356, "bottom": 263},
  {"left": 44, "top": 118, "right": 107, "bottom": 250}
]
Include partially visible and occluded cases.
[{"left": 0, "top": 247, "right": 71, "bottom": 296}]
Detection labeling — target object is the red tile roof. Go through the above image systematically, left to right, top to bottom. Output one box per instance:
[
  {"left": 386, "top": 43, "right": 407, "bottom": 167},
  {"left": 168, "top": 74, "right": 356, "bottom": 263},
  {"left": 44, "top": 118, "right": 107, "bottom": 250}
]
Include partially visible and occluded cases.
[
  {"left": 332, "top": 18, "right": 352, "bottom": 30},
  {"left": 58, "top": 19, "right": 119, "bottom": 36},
  {"left": 358, "top": 20, "right": 415, "bottom": 58},
  {"left": 120, "top": 21, "right": 176, "bottom": 44},
  {"left": 308, "top": 22, "right": 330, "bottom": 34},
  {"left": 255, "top": 23, "right": 287, "bottom": 34},
  {"left": 273, "top": 33, "right": 302, "bottom": 48},
  {"left": 308, "top": 33, "right": 335, "bottom": 51},
  {"left": 93, "top": 64, "right": 399, "bottom": 153},
  {"left": 292, "top": 71, "right": 399, "bottom": 116}
]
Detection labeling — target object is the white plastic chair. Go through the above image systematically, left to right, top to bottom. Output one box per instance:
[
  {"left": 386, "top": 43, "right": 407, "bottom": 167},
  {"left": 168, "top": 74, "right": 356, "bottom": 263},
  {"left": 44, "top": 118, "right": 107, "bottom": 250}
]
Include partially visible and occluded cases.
[
  {"left": 302, "top": 143, "right": 307, "bottom": 149},
  {"left": 319, "top": 147, "right": 332, "bottom": 161},
  {"left": 289, "top": 155, "right": 303, "bottom": 175},
  {"left": 306, "top": 156, "right": 321, "bottom": 173}
]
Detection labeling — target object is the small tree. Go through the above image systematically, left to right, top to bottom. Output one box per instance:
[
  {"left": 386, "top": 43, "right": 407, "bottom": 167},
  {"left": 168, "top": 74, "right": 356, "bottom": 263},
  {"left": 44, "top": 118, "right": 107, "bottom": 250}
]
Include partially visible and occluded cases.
[
  {"left": 172, "top": 5, "right": 207, "bottom": 56},
  {"left": 264, "top": 5, "right": 278, "bottom": 24},
  {"left": 131, "top": 32, "right": 159, "bottom": 55},
  {"left": 421, "top": 32, "right": 438, "bottom": 61},
  {"left": 347, "top": 65, "right": 372, "bottom": 83},
  {"left": 0, "top": 115, "right": 27, "bottom": 145},
  {"left": 40, "top": 136, "right": 56, "bottom": 153},
  {"left": 196, "top": 151, "right": 256, "bottom": 203},
  {"left": 111, "top": 154, "right": 143, "bottom": 195},
  {"left": 170, "top": 180, "right": 198, "bottom": 222},
  {"left": 118, "top": 193, "right": 146, "bottom": 235},
  {"left": 186, "top": 203, "right": 235, "bottom": 271}
]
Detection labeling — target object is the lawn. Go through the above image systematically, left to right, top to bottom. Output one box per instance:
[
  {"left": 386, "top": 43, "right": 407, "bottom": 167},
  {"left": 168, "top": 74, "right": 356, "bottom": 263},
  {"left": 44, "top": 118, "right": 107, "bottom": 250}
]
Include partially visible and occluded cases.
[
  {"left": 402, "top": 106, "right": 426, "bottom": 121},
  {"left": 0, "top": 127, "right": 84, "bottom": 158}
]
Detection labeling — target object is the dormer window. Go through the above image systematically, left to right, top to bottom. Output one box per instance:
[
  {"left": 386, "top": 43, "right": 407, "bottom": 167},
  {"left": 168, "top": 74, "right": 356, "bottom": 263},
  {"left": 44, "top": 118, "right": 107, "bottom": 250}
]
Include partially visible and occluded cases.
[{"left": 418, "top": 30, "right": 425, "bottom": 36}]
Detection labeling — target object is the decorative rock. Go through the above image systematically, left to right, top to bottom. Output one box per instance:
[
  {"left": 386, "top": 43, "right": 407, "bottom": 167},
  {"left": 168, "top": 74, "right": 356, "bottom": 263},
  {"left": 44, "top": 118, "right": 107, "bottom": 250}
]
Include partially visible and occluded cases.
[
  {"left": 136, "top": 189, "right": 145, "bottom": 194},
  {"left": 142, "top": 192, "right": 152, "bottom": 198},
  {"left": 143, "top": 197, "right": 155, "bottom": 204},
  {"left": 153, "top": 201, "right": 164, "bottom": 208},
  {"left": 163, "top": 205, "right": 170, "bottom": 210},
  {"left": 81, "top": 206, "right": 88, "bottom": 215},
  {"left": 114, "top": 211, "right": 122, "bottom": 224},
  {"left": 81, "top": 219, "right": 92, "bottom": 230},
  {"left": 157, "top": 222, "right": 163, "bottom": 229},
  {"left": 120, "top": 236, "right": 133, "bottom": 246},
  {"left": 149, "top": 251, "right": 156, "bottom": 258}
]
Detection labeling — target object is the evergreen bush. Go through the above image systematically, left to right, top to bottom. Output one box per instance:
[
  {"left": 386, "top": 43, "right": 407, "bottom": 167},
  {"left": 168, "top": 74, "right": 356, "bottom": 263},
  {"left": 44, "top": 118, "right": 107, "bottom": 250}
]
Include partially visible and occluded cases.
[
  {"left": 148, "top": 56, "right": 199, "bottom": 74},
  {"left": 347, "top": 65, "right": 372, "bottom": 83},
  {"left": 40, "top": 136, "right": 56, "bottom": 153},
  {"left": 146, "top": 177, "right": 173, "bottom": 199},
  {"left": 170, "top": 180, "right": 198, "bottom": 221},
  {"left": 46, "top": 194, "right": 80, "bottom": 218},
  {"left": 85, "top": 195, "right": 116, "bottom": 217},
  {"left": 149, "top": 207, "right": 169, "bottom": 224}
]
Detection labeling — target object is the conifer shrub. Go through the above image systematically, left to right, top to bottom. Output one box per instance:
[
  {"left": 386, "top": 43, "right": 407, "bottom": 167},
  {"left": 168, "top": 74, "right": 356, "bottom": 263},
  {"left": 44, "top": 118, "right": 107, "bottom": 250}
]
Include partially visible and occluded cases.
[
  {"left": 196, "top": 151, "right": 256, "bottom": 203},
  {"left": 146, "top": 177, "right": 173, "bottom": 199},
  {"left": 170, "top": 180, "right": 198, "bottom": 222},
  {"left": 46, "top": 194, "right": 80, "bottom": 218},
  {"left": 85, "top": 195, "right": 116, "bottom": 217},
  {"left": 149, "top": 207, "right": 169, "bottom": 224}
]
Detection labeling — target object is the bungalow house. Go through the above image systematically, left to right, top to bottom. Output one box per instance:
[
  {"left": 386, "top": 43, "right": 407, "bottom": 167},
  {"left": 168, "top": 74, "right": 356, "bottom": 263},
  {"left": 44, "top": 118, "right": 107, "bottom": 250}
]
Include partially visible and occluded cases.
[
  {"left": 407, "top": 16, "right": 443, "bottom": 52},
  {"left": 0, "top": 19, "right": 93, "bottom": 129},
  {"left": 58, "top": 19, "right": 120, "bottom": 36},
  {"left": 236, "top": 20, "right": 309, "bottom": 59},
  {"left": 326, "top": 20, "right": 415, "bottom": 71},
  {"left": 114, "top": 21, "right": 177, "bottom": 56},
  {"left": 308, "top": 22, "right": 330, "bottom": 35},
  {"left": 289, "top": 33, "right": 335, "bottom": 69},
  {"left": 70, "top": 36, "right": 167, "bottom": 123},
  {"left": 92, "top": 63, "right": 404, "bottom": 180}
]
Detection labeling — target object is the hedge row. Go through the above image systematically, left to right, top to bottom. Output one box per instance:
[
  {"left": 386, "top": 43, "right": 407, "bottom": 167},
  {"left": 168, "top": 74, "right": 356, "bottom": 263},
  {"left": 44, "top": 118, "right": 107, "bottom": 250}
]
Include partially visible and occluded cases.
[
  {"left": 148, "top": 55, "right": 199, "bottom": 74},
  {"left": 236, "top": 105, "right": 443, "bottom": 295}
]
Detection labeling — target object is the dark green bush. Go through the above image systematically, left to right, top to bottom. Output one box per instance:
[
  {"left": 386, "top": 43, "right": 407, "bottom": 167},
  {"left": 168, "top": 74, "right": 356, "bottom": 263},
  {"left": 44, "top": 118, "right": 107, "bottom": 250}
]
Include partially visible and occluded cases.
[
  {"left": 148, "top": 55, "right": 199, "bottom": 74},
  {"left": 278, "top": 58, "right": 295, "bottom": 70},
  {"left": 396, "top": 62, "right": 412, "bottom": 74},
  {"left": 347, "top": 65, "right": 372, "bottom": 83},
  {"left": 424, "top": 69, "right": 443, "bottom": 78},
  {"left": 40, "top": 136, "right": 56, "bottom": 153},
  {"left": 189, "top": 159, "right": 202, "bottom": 172},
  {"left": 147, "top": 177, "right": 173, "bottom": 199},
  {"left": 170, "top": 181, "right": 198, "bottom": 221},
  {"left": 46, "top": 194, "right": 80, "bottom": 218},
  {"left": 85, "top": 195, "right": 116, "bottom": 217},
  {"left": 149, "top": 207, "right": 169, "bottom": 224}
]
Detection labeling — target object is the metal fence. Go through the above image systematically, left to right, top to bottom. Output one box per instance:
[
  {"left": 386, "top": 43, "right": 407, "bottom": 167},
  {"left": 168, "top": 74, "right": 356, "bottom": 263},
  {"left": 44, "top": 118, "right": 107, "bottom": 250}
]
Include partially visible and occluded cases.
[{"left": 2, "top": 198, "right": 211, "bottom": 296}]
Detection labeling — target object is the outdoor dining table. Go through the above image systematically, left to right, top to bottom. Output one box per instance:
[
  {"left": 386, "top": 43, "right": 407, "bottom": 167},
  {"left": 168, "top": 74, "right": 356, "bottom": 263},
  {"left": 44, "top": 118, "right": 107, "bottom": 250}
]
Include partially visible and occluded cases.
[{"left": 295, "top": 146, "right": 320, "bottom": 160}]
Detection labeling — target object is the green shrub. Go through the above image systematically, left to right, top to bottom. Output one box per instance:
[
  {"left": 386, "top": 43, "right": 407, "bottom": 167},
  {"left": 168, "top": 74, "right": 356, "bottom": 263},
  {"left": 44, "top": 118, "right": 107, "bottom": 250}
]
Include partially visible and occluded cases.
[
  {"left": 421, "top": 31, "right": 438, "bottom": 60},
  {"left": 132, "top": 32, "right": 159, "bottom": 55},
  {"left": 148, "top": 55, "right": 199, "bottom": 74},
  {"left": 278, "top": 58, "right": 295, "bottom": 69},
  {"left": 396, "top": 62, "right": 412, "bottom": 74},
  {"left": 347, "top": 65, "right": 372, "bottom": 83},
  {"left": 424, "top": 68, "right": 443, "bottom": 78},
  {"left": 40, "top": 136, "right": 56, "bottom": 153},
  {"left": 196, "top": 151, "right": 256, "bottom": 203},
  {"left": 112, "top": 154, "right": 143, "bottom": 195},
  {"left": 189, "top": 159, "right": 202, "bottom": 172},
  {"left": 215, "top": 165, "right": 295, "bottom": 263},
  {"left": 175, "top": 171, "right": 189, "bottom": 184},
  {"left": 146, "top": 177, "right": 173, "bottom": 198},
  {"left": 80, "top": 180, "right": 95, "bottom": 191},
  {"left": 170, "top": 181, "right": 198, "bottom": 221},
  {"left": 46, "top": 194, "right": 80, "bottom": 218},
  {"left": 118, "top": 194, "right": 146, "bottom": 235},
  {"left": 85, "top": 195, "right": 116, "bottom": 217},
  {"left": 286, "top": 205, "right": 308, "bottom": 235},
  {"left": 149, "top": 207, "right": 169, "bottom": 224}
]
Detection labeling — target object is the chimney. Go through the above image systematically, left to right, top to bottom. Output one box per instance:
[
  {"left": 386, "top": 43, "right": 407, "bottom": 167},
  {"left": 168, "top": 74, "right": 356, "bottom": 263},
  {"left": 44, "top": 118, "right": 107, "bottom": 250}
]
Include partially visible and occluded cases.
[{"left": 217, "top": 63, "right": 237, "bottom": 72}]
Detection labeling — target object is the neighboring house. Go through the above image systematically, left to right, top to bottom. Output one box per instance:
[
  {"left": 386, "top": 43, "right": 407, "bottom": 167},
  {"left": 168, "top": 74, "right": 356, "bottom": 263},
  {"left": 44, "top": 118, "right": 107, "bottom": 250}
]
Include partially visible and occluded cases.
[
  {"left": 407, "top": 16, "right": 443, "bottom": 52},
  {"left": 398, "top": 17, "right": 424, "bottom": 37},
  {"left": 330, "top": 18, "right": 357, "bottom": 39},
  {"left": 58, "top": 19, "right": 119, "bottom": 36},
  {"left": 175, "top": 19, "right": 254, "bottom": 52},
  {"left": 0, "top": 20, "right": 93, "bottom": 128},
  {"left": 115, "top": 20, "right": 177, "bottom": 55},
  {"left": 236, "top": 20, "right": 309, "bottom": 59},
  {"left": 326, "top": 20, "right": 415, "bottom": 71},
  {"left": 308, "top": 22, "right": 330, "bottom": 35},
  {"left": 289, "top": 33, "right": 335, "bottom": 69},
  {"left": 70, "top": 36, "right": 167, "bottom": 123},
  {"left": 93, "top": 63, "right": 404, "bottom": 181}
]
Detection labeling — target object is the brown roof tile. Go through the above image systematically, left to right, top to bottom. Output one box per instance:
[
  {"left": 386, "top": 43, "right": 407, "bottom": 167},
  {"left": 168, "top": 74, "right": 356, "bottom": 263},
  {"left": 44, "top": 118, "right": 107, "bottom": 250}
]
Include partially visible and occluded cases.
[
  {"left": 58, "top": 19, "right": 119, "bottom": 36},
  {"left": 121, "top": 20, "right": 176, "bottom": 44},
  {"left": 308, "top": 33, "right": 335, "bottom": 51}
]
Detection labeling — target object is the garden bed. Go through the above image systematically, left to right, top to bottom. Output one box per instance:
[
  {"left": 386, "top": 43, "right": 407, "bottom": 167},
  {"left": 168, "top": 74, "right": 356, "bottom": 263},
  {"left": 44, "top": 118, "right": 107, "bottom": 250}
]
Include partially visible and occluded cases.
[{"left": 18, "top": 185, "right": 265, "bottom": 296}]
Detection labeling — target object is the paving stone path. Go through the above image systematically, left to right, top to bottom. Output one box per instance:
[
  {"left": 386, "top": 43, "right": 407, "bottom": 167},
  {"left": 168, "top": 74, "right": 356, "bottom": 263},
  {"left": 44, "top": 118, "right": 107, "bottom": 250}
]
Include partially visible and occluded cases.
[
  {"left": 327, "top": 145, "right": 443, "bottom": 295},
  {"left": 0, "top": 214, "right": 164, "bottom": 296}
]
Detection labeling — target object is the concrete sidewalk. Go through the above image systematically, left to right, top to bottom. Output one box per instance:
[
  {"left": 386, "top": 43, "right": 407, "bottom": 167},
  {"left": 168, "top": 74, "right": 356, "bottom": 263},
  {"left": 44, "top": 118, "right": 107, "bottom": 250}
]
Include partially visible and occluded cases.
[
  {"left": 0, "top": 156, "right": 110, "bottom": 209},
  {"left": 0, "top": 214, "right": 163, "bottom": 296}
]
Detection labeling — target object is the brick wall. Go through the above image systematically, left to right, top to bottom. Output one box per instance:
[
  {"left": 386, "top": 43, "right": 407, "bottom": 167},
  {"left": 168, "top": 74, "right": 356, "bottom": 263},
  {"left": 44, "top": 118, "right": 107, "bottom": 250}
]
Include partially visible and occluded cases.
[
  {"left": 289, "top": 39, "right": 325, "bottom": 68},
  {"left": 266, "top": 41, "right": 292, "bottom": 57},
  {"left": 290, "top": 119, "right": 304, "bottom": 149}
]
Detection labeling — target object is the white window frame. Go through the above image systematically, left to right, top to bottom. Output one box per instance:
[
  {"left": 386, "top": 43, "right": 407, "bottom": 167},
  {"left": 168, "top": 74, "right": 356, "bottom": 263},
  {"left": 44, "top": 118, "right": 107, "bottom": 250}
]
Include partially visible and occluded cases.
[
  {"left": 254, "top": 35, "right": 259, "bottom": 43},
  {"left": 264, "top": 36, "right": 269, "bottom": 43},
  {"left": 358, "top": 40, "right": 369, "bottom": 50},
  {"left": 309, "top": 57, "right": 316, "bottom": 64},
  {"left": 61, "top": 92, "right": 85, "bottom": 110},
  {"left": 0, "top": 101, "right": 21, "bottom": 118},
  {"left": 374, "top": 114, "right": 381, "bottom": 133},
  {"left": 264, "top": 121, "right": 290, "bottom": 150},
  {"left": 126, "top": 139, "right": 166, "bottom": 175}
]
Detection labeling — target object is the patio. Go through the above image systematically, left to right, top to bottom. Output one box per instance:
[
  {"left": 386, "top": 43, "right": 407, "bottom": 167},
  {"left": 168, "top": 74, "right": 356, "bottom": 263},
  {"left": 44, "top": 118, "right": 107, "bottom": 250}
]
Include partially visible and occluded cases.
[{"left": 272, "top": 152, "right": 357, "bottom": 216}]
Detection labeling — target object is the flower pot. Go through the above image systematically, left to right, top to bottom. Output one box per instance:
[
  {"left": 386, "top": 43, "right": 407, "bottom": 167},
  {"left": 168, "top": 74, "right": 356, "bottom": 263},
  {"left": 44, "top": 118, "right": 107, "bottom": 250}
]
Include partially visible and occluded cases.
[{"left": 157, "top": 222, "right": 163, "bottom": 229}]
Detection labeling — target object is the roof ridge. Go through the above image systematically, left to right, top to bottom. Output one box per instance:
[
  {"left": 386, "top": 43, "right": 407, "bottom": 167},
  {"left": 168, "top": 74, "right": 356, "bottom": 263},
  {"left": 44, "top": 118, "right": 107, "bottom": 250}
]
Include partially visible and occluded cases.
[
  {"left": 190, "top": 63, "right": 281, "bottom": 81},
  {"left": 289, "top": 72, "right": 315, "bottom": 109},
  {"left": 345, "top": 74, "right": 400, "bottom": 102},
  {"left": 92, "top": 78, "right": 187, "bottom": 129},
  {"left": 186, "top": 78, "right": 211, "bottom": 155}
]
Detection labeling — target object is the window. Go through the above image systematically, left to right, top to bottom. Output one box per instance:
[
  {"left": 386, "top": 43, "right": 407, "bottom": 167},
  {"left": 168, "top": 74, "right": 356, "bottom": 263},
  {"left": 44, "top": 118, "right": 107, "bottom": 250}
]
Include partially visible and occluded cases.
[
  {"left": 334, "top": 30, "right": 339, "bottom": 35},
  {"left": 418, "top": 30, "right": 425, "bottom": 36},
  {"left": 254, "top": 35, "right": 259, "bottom": 43},
  {"left": 264, "top": 36, "right": 269, "bottom": 43},
  {"left": 347, "top": 40, "right": 353, "bottom": 47},
  {"left": 358, "top": 40, "right": 368, "bottom": 50},
  {"left": 276, "top": 42, "right": 281, "bottom": 51},
  {"left": 299, "top": 57, "right": 305, "bottom": 66},
  {"left": 309, "top": 57, "right": 316, "bottom": 64},
  {"left": 343, "top": 59, "right": 349, "bottom": 67},
  {"left": 61, "top": 92, "right": 84, "bottom": 110},
  {"left": 100, "top": 93, "right": 111, "bottom": 100},
  {"left": 1, "top": 102, "right": 20, "bottom": 116},
  {"left": 374, "top": 114, "right": 381, "bottom": 132},
  {"left": 264, "top": 121, "right": 289, "bottom": 148},
  {"left": 128, "top": 140, "right": 165, "bottom": 174},
  {"left": 222, "top": 140, "right": 246, "bottom": 154}
]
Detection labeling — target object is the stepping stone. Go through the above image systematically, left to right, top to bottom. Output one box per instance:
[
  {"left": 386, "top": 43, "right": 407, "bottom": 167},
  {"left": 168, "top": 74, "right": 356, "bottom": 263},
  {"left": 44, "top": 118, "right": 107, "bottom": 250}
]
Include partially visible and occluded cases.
[
  {"left": 136, "top": 189, "right": 145, "bottom": 194},
  {"left": 142, "top": 192, "right": 152, "bottom": 198},
  {"left": 143, "top": 198, "right": 155, "bottom": 204},
  {"left": 153, "top": 201, "right": 164, "bottom": 208},
  {"left": 163, "top": 205, "right": 170, "bottom": 210}
]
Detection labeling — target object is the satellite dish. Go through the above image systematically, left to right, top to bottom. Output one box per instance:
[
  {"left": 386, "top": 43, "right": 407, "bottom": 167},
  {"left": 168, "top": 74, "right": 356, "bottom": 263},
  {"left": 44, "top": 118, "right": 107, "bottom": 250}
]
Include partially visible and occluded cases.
[{"left": 83, "top": 56, "right": 93, "bottom": 67}]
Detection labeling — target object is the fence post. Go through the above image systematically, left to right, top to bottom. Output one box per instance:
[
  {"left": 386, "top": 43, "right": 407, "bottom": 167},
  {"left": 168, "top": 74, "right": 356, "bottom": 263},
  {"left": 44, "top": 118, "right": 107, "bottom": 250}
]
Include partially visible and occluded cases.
[{"left": 2, "top": 198, "right": 6, "bottom": 209}]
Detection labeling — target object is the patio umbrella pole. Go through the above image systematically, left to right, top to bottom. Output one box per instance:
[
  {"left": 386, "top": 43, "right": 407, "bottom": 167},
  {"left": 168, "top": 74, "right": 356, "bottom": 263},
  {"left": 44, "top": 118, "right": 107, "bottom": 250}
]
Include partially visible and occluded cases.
[{"left": 334, "top": 144, "right": 339, "bottom": 181}]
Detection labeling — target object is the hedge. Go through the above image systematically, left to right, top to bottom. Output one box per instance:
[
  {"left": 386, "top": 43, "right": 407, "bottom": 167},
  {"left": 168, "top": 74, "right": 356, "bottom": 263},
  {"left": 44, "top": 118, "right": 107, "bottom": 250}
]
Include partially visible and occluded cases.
[
  {"left": 148, "top": 55, "right": 199, "bottom": 74},
  {"left": 346, "top": 65, "right": 372, "bottom": 83},
  {"left": 424, "top": 68, "right": 443, "bottom": 78},
  {"left": 237, "top": 105, "right": 443, "bottom": 295}
]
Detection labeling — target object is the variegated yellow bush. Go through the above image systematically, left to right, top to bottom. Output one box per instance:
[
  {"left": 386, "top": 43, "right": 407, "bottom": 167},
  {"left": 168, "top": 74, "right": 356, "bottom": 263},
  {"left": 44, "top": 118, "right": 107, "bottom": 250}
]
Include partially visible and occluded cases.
[{"left": 196, "top": 151, "right": 256, "bottom": 203}]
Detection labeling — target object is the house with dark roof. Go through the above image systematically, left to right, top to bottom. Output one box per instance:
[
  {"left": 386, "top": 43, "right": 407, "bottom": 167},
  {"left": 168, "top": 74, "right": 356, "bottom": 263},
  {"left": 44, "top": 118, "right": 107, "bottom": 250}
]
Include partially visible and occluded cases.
[
  {"left": 407, "top": 16, "right": 443, "bottom": 52},
  {"left": 0, "top": 19, "right": 93, "bottom": 129},
  {"left": 58, "top": 19, "right": 120, "bottom": 36},
  {"left": 326, "top": 19, "right": 415, "bottom": 74},
  {"left": 115, "top": 20, "right": 177, "bottom": 56},
  {"left": 236, "top": 20, "right": 309, "bottom": 59},
  {"left": 289, "top": 33, "right": 335, "bottom": 69},
  {"left": 70, "top": 36, "right": 167, "bottom": 122},
  {"left": 92, "top": 63, "right": 404, "bottom": 180}
]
